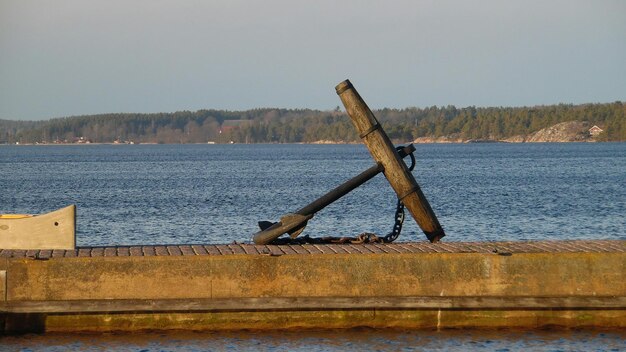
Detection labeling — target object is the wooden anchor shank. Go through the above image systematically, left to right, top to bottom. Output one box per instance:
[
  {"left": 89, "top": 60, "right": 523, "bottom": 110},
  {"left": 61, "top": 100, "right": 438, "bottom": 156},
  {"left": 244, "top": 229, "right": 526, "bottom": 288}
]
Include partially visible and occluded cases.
[{"left": 336, "top": 79, "right": 445, "bottom": 242}]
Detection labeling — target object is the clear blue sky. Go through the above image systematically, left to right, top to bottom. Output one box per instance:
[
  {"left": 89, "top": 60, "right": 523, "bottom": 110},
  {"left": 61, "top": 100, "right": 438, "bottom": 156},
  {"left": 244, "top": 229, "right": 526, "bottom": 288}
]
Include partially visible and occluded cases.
[{"left": 1, "top": 0, "right": 625, "bottom": 120}]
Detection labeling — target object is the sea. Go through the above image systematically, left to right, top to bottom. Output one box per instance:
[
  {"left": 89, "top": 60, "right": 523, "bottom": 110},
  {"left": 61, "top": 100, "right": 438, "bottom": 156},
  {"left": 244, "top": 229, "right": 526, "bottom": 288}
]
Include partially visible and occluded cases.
[{"left": 0, "top": 142, "right": 624, "bottom": 351}]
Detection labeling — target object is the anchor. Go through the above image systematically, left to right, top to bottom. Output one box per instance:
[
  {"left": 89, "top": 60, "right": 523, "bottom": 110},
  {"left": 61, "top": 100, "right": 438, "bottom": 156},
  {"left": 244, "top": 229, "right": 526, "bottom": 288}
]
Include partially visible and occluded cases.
[{"left": 252, "top": 80, "right": 445, "bottom": 245}]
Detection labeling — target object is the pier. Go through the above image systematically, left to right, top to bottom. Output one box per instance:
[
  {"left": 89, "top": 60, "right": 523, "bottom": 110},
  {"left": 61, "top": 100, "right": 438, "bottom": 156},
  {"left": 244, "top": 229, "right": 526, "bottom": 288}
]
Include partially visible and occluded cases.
[
  {"left": 1, "top": 81, "right": 623, "bottom": 333},
  {"left": 1, "top": 239, "right": 624, "bottom": 333}
]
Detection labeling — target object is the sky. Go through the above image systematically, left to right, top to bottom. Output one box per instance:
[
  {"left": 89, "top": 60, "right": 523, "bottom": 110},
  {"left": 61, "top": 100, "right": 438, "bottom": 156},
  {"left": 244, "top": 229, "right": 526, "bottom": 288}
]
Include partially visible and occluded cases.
[{"left": 1, "top": 0, "right": 625, "bottom": 120}]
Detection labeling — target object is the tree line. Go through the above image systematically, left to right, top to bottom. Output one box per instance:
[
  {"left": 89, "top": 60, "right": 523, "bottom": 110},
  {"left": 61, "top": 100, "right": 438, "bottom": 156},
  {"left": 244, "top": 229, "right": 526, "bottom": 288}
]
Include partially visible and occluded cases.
[{"left": 1, "top": 102, "right": 624, "bottom": 144}]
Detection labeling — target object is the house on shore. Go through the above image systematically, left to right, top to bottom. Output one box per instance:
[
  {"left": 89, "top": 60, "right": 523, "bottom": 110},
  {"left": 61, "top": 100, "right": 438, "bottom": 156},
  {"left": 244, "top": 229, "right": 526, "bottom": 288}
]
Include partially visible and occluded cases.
[{"left": 589, "top": 125, "right": 604, "bottom": 137}]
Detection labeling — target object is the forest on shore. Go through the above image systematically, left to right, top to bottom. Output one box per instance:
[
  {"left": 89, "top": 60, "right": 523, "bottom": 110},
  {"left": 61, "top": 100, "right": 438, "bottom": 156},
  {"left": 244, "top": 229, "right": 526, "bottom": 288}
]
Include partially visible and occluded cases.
[{"left": 1, "top": 101, "right": 624, "bottom": 144}]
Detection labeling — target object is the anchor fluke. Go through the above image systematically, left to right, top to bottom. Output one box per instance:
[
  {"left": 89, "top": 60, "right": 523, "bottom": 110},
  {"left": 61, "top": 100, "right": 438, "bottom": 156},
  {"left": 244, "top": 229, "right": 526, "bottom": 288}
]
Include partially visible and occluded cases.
[
  {"left": 253, "top": 214, "right": 312, "bottom": 245},
  {"left": 258, "top": 221, "right": 275, "bottom": 231}
]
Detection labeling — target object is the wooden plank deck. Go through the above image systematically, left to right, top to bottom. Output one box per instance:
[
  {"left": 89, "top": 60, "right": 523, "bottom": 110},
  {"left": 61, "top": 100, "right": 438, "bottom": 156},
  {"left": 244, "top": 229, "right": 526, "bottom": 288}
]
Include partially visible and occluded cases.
[{"left": 1, "top": 240, "right": 623, "bottom": 259}]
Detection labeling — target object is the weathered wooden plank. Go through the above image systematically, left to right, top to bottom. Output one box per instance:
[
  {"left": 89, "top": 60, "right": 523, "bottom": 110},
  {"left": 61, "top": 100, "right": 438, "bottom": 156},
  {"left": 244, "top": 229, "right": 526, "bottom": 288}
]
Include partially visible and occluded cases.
[
  {"left": 0, "top": 270, "right": 5, "bottom": 302},
  {"left": 1, "top": 296, "right": 624, "bottom": 314}
]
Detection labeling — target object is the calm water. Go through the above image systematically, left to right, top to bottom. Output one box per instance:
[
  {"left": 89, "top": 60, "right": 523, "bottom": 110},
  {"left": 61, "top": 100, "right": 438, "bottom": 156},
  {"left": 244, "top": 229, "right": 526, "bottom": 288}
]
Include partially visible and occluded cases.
[
  {"left": 0, "top": 143, "right": 624, "bottom": 350},
  {"left": 1, "top": 143, "right": 624, "bottom": 245},
  {"left": 1, "top": 329, "right": 624, "bottom": 351}
]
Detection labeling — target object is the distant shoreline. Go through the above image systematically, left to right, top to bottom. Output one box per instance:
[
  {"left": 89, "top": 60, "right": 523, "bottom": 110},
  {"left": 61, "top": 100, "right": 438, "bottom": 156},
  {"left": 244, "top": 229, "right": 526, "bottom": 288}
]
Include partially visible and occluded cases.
[
  {"left": 3, "top": 105, "right": 623, "bottom": 144},
  {"left": 0, "top": 120, "right": 609, "bottom": 146}
]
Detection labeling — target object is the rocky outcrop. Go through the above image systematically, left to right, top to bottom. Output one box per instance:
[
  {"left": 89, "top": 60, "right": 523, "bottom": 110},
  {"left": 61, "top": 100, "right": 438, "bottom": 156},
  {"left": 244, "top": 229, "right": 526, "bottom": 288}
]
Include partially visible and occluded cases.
[
  {"left": 415, "top": 121, "right": 597, "bottom": 143},
  {"left": 521, "top": 121, "right": 593, "bottom": 142},
  {"left": 500, "top": 135, "right": 526, "bottom": 143},
  {"left": 412, "top": 136, "right": 463, "bottom": 144},
  {"left": 311, "top": 140, "right": 352, "bottom": 144}
]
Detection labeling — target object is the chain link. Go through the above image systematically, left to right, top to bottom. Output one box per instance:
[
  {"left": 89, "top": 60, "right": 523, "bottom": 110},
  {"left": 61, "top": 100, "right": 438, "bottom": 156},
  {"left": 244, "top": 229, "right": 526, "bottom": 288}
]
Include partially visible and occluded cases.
[
  {"left": 381, "top": 145, "right": 416, "bottom": 243},
  {"left": 383, "top": 199, "right": 405, "bottom": 243}
]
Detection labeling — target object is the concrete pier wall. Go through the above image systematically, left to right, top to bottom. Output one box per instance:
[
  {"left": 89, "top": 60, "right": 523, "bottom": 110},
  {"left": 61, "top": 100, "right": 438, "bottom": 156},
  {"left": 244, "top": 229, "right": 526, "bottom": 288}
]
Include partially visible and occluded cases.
[{"left": 0, "top": 240, "right": 624, "bottom": 332}]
